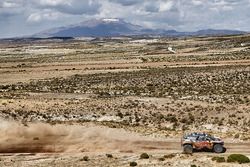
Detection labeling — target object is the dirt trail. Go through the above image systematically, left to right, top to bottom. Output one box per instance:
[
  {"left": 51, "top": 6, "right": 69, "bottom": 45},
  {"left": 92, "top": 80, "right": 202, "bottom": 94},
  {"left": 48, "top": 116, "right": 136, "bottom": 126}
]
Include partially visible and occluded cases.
[
  {"left": 0, "top": 120, "right": 250, "bottom": 155},
  {"left": 0, "top": 120, "right": 169, "bottom": 153}
]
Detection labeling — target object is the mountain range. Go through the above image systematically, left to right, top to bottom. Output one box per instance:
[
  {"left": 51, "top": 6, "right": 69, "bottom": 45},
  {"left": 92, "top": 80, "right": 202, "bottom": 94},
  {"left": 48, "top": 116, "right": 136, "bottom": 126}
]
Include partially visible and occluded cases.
[{"left": 34, "top": 18, "right": 246, "bottom": 38}]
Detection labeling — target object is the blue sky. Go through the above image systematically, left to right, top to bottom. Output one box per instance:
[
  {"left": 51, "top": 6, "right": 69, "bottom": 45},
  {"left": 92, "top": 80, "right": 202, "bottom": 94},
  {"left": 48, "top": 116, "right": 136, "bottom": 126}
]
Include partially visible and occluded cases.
[{"left": 0, "top": 0, "right": 250, "bottom": 37}]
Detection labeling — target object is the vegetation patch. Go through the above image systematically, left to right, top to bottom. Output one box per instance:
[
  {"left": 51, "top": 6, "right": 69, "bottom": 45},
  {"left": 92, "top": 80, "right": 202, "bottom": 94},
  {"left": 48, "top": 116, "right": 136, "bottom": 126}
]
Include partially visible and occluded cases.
[
  {"left": 140, "top": 153, "right": 150, "bottom": 159},
  {"left": 163, "top": 153, "right": 176, "bottom": 159},
  {"left": 106, "top": 154, "right": 113, "bottom": 158},
  {"left": 227, "top": 154, "right": 250, "bottom": 164},
  {"left": 80, "top": 156, "right": 89, "bottom": 161},
  {"left": 212, "top": 156, "right": 226, "bottom": 163},
  {"left": 158, "top": 157, "right": 165, "bottom": 161},
  {"left": 129, "top": 161, "right": 137, "bottom": 166}
]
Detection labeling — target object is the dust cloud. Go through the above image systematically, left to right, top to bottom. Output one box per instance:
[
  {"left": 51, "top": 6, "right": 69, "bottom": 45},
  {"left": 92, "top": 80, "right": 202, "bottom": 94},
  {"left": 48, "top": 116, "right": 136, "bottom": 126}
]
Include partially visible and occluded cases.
[{"left": 0, "top": 120, "right": 150, "bottom": 153}]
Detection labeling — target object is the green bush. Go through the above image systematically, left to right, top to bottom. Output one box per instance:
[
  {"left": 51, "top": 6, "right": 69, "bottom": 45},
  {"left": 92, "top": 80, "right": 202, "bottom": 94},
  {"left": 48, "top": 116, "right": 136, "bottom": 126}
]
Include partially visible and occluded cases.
[
  {"left": 140, "top": 153, "right": 149, "bottom": 159},
  {"left": 227, "top": 154, "right": 250, "bottom": 164},
  {"left": 212, "top": 156, "right": 226, "bottom": 163},
  {"left": 130, "top": 161, "right": 137, "bottom": 166}
]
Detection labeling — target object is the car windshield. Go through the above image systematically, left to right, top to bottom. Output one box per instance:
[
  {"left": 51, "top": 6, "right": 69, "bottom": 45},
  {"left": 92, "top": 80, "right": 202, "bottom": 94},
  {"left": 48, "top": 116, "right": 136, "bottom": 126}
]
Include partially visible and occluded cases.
[
  {"left": 183, "top": 133, "right": 217, "bottom": 141},
  {"left": 206, "top": 134, "right": 216, "bottom": 140}
]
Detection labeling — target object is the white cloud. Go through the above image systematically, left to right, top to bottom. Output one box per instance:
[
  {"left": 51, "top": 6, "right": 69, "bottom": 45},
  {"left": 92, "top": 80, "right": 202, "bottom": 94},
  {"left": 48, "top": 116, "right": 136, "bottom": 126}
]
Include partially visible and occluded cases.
[
  {"left": 0, "top": 0, "right": 23, "bottom": 8},
  {"left": 1, "top": 0, "right": 250, "bottom": 37},
  {"left": 34, "top": 0, "right": 101, "bottom": 15},
  {"left": 39, "top": 0, "right": 71, "bottom": 6},
  {"left": 108, "top": 0, "right": 142, "bottom": 6},
  {"left": 192, "top": 0, "right": 203, "bottom": 6},
  {"left": 0, "top": 1, "right": 24, "bottom": 18},
  {"left": 2, "top": 1, "right": 19, "bottom": 8},
  {"left": 159, "top": 1, "right": 174, "bottom": 12},
  {"left": 222, "top": 5, "right": 234, "bottom": 10},
  {"left": 27, "top": 10, "right": 62, "bottom": 22},
  {"left": 27, "top": 13, "right": 42, "bottom": 22}
]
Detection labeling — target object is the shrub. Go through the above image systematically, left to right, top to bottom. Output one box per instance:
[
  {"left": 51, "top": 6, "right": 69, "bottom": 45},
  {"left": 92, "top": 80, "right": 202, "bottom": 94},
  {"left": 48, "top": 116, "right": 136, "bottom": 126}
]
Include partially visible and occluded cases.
[
  {"left": 116, "top": 111, "right": 124, "bottom": 118},
  {"left": 234, "top": 133, "right": 240, "bottom": 138},
  {"left": 33, "top": 137, "right": 39, "bottom": 140},
  {"left": 140, "top": 153, "right": 150, "bottom": 159},
  {"left": 106, "top": 154, "right": 113, "bottom": 158},
  {"left": 163, "top": 154, "right": 176, "bottom": 159},
  {"left": 227, "top": 154, "right": 250, "bottom": 164},
  {"left": 80, "top": 156, "right": 89, "bottom": 161},
  {"left": 212, "top": 156, "right": 226, "bottom": 163},
  {"left": 158, "top": 157, "right": 165, "bottom": 161},
  {"left": 130, "top": 161, "right": 137, "bottom": 166},
  {"left": 190, "top": 165, "right": 197, "bottom": 167}
]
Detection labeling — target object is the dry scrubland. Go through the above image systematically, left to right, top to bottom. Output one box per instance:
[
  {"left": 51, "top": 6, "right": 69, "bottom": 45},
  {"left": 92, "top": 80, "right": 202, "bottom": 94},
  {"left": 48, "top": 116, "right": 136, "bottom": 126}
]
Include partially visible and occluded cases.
[{"left": 0, "top": 35, "right": 250, "bottom": 166}]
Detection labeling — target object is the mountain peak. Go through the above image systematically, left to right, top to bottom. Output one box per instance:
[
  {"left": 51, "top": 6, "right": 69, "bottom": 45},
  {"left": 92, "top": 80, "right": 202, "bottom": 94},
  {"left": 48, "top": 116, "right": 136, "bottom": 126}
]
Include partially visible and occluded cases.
[{"left": 34, "top": 19, "right": 246, "bottom": 38}]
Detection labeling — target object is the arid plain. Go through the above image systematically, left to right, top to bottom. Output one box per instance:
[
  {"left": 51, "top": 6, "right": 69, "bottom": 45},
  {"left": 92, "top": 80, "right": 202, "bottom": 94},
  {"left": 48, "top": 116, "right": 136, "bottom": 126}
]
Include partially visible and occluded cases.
[{"left": 0, "top": 35, "right": 250, "bottom": 166}]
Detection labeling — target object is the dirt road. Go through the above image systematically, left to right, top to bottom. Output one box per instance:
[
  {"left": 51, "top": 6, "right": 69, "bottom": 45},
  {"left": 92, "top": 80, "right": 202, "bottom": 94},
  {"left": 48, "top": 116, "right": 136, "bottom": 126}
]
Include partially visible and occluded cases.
[
  {"left": 0, "top": 121, "right": 249, "bottom": 155},
  {"left": 0, "top": 121, "right": 250, "bottom": 167}
]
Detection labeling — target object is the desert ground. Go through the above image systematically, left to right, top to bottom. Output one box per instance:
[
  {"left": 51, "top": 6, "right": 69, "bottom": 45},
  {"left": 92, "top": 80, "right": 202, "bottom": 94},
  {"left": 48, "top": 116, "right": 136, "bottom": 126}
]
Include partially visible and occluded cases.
[{"left": 0, "top": 35, "right": 250, "bottom": 166}]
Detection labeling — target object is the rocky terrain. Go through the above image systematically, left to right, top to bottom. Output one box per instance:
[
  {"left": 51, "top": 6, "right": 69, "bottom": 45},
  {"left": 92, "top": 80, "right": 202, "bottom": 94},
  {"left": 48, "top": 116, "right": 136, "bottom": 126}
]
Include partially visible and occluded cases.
[{"left": 0, "top": 34, "right": 250, "bottom": 166}]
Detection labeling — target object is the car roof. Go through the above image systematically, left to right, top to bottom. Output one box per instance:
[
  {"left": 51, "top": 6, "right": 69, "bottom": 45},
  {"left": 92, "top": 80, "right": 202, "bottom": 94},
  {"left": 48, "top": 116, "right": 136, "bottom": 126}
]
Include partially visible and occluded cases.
[
  {"left": 184, "top": 132, "right": 209, "bottom": 137},
  {"left": 188, "top": 132, "right": 206, "bottom": 135}
]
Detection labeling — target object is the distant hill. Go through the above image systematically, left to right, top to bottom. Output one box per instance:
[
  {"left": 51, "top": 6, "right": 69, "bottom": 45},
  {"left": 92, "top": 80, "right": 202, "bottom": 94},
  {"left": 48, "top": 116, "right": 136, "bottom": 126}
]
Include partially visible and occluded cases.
[
  {"left": 34, "top": 18, "right": 246, "bottom": 37},
  {"left": 192, "top": 29, "right": 246, "bottom": 36}
]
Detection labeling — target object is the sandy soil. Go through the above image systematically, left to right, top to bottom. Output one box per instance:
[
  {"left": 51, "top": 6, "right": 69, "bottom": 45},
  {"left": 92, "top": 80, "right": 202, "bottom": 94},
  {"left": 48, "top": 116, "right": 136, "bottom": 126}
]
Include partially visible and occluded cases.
[
  {"left": 1, "top": 35, "right": 250, "bottom": 166},
  {"left": 0, "top": 121, "right": 249, "bottom": 167}
]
